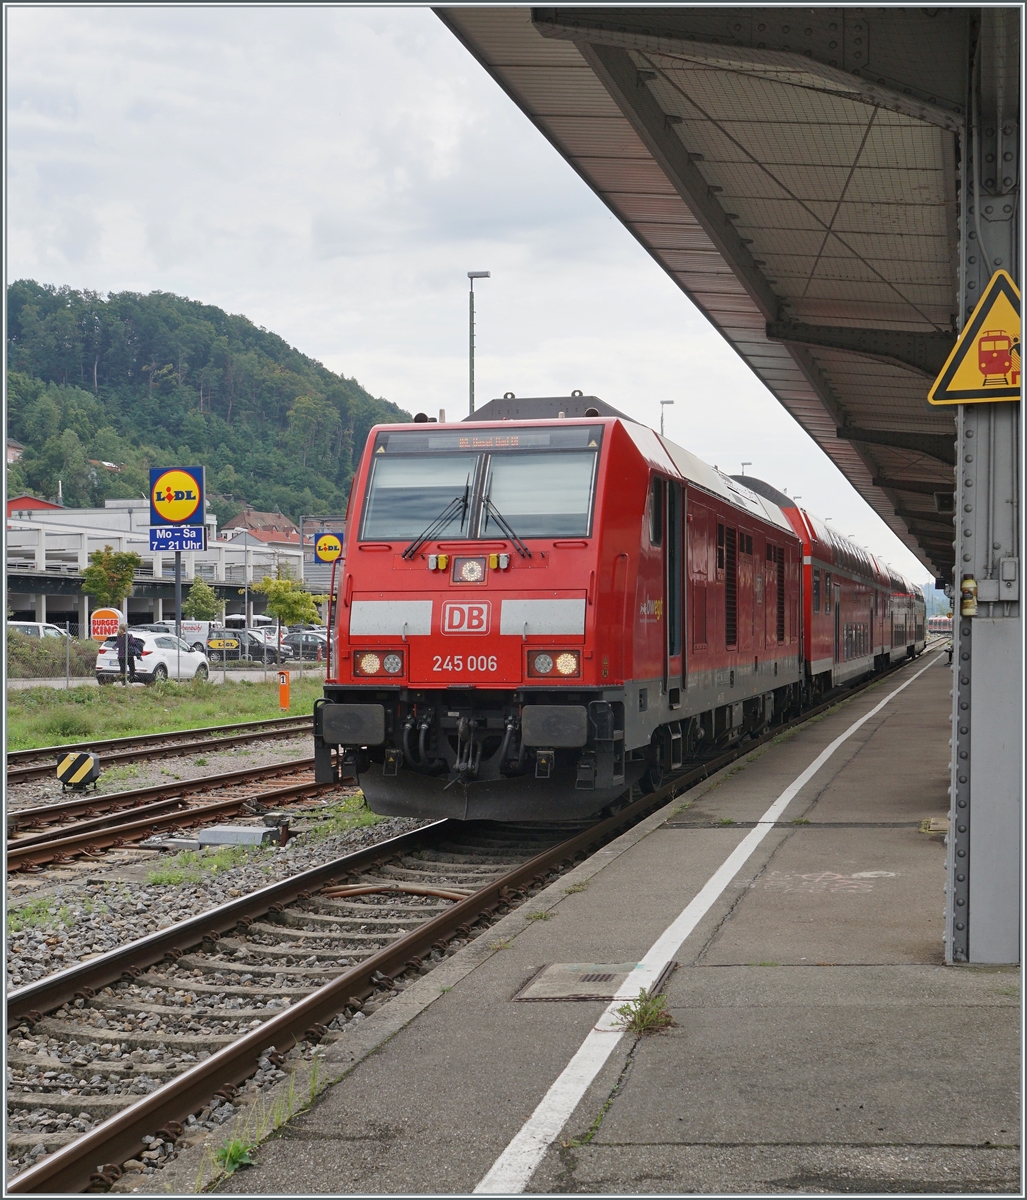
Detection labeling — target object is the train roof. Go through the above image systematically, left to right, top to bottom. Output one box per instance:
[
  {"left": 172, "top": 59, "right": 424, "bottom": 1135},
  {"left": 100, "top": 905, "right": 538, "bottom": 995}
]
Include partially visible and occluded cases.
[{"left": 465, "top": 394, "right": 631, "bottom": 422}]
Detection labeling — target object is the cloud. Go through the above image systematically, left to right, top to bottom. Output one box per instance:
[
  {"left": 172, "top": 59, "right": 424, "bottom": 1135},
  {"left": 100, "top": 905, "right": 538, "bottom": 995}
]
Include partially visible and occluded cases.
[{"left": 5, "top": 5, "right": 937, "bottom": 584}]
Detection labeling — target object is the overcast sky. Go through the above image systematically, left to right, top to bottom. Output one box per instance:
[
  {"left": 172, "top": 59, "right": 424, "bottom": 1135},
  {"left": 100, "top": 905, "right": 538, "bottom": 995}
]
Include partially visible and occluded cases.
[{"left": 7, "top": 4, "right": 935, "bottom": 583}]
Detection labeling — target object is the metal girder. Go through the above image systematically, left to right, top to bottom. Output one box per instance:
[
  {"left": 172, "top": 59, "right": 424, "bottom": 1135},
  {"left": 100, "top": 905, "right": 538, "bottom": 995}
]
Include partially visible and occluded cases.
[
  {"left": 946, "top": 6, "right": 1021, "bottom": 968},
  {"left": 532, "top": 7, "right": 972, "bottom": 129},
  {"left": 579, "top": 41, "right": 779, "bottom": 321},
  {"left": 766, "top": 322, "right": 956, "bottom": 378},
  {"left": 836, "top": 427, "right": 956, "bottom": 466},
  {"left": 872, "top": 477, "right": 956, "bottom": 499},
  {"left": 893, "top": 508, "right": 956, "bottom": 531}
]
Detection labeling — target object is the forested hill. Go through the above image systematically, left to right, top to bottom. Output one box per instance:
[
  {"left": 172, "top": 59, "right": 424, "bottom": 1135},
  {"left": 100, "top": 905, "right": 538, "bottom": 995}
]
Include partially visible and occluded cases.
[{"left": 6, "top": 281, "right": 410, "bottom": 525}]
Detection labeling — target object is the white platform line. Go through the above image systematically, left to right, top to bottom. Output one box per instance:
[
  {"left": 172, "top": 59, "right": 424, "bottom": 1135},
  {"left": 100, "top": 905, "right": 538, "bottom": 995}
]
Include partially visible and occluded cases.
[{"left": 474, "top": 652, "right": 941, "bottom": 1194}]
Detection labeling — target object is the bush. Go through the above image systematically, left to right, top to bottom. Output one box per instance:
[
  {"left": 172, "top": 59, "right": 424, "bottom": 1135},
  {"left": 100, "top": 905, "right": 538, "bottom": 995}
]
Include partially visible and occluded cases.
[{"left": 6, "top": 629, "right": 98, "bottom": 679}]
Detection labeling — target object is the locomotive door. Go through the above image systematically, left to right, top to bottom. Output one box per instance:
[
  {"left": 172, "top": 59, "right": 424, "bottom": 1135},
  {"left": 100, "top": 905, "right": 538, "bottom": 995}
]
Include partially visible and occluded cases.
[
  {"left": 665, "top": 481, "right": 683, "bottom": 696},
  {"left": 688, "top": 501, "right": 711, "bottom": 669},
  {"left": 833, "top": 584, "right": 842, "bottom": 662}
]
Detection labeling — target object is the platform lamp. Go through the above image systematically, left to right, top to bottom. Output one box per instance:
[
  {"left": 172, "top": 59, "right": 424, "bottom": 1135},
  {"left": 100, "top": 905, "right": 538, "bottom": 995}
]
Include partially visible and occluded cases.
[
  {"left": 468, "top": 271, "right": 490, "bottom": 415},
  {"left": 660, "top": 400, "right": 674, "bottom": 437}
]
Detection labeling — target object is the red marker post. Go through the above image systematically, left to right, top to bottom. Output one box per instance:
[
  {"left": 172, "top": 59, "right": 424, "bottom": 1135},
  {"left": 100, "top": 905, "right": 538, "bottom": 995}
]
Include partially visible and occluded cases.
[{"left": 278, "top": 669, "right": 290, "bottom": 711}]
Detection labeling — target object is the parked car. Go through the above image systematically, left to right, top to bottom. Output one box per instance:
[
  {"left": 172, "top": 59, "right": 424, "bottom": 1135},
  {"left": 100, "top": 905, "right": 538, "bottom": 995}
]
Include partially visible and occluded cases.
[
  {"left": 9, "top": 621, "right": 69, "bottom": 638},
  {"left": 131, "top": 622, "right": 209, "bottom": 654},
  {"left": 206, "top": 628, "right": 290, "bottom": 664},
  {"left": 281, "top": 630, "right": 329, "bottom": 660},
  {"left": 96, "top": 631, "right": 209, "bottom": 684}
]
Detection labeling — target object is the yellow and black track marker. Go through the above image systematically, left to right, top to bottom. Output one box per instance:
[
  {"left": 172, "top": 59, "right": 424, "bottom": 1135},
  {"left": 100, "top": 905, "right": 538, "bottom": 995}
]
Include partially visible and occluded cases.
[{"left": 56, "top": 752, "right": 101, "bottom": 789}]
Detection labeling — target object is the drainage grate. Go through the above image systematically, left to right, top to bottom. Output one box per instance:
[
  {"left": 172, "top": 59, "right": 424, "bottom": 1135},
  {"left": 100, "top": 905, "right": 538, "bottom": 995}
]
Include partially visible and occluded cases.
[{"left": 514, "top": 961, "right": 675, "bottom": 1002}]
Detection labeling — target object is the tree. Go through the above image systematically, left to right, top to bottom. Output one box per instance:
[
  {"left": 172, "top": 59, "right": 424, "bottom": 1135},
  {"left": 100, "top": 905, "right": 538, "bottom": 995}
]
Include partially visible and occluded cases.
[
  {"left": 81, "top": 544, "right": 141, "bottom": 608},
  {"left": 252, "top": 575, "right": 321, "bottom": 640},
  {"left": 182, "top": 576, "right": 224, "bottom": 621}
]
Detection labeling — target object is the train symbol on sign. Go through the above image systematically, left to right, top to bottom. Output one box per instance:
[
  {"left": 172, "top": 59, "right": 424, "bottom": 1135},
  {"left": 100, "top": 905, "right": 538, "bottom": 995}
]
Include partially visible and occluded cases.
[
  {"left": 978, "top": 329, "right": 1021, "bottom": 386},
  {"left": 441, "top": 601, "right": 491, "bottom": 634}
]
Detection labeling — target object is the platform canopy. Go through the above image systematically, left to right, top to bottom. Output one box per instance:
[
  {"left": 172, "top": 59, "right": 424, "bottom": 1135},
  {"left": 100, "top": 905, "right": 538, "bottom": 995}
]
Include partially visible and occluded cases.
[{"left": 436, "top": 6, "right": 985, "bottom": 581}]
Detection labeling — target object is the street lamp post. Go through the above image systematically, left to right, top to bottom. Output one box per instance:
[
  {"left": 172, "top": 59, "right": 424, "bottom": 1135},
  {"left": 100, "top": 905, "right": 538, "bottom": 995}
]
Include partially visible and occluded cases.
[
  {"left": 468, "top": 271, "right": 490, "bottom": 415},
  {"left": 659, "top": 400, "right": 674, "bottom": 437},
  {"left": 740, "top": 461, "right": 752, "bottom": 476}
]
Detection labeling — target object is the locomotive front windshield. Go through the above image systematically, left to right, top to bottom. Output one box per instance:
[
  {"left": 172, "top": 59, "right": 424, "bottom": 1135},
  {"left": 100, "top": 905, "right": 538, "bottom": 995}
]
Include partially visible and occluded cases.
[{"left": 359, "top": 425, "right": 602, "bottom": 541}]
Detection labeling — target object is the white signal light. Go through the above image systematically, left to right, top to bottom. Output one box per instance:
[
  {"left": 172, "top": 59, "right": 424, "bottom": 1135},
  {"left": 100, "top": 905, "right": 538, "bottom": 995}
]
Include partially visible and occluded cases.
[
  {"left": 358, "top": 652, "right": 381, "bottom": 675},
  {"left": 555, "top": 652, "right": 579, "bottom": 676},
  {"left": 383, "top": 653, "right": 403, "bottom": 675},
  {"left": 533, "top": 653, "right": 554, "bottom": 675}
]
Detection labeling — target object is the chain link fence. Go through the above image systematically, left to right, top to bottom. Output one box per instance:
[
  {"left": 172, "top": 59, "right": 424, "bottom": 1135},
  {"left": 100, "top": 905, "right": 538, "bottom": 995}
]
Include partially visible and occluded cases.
[{"left": 7, "top": 629, "right": 97, "bottom": 687}]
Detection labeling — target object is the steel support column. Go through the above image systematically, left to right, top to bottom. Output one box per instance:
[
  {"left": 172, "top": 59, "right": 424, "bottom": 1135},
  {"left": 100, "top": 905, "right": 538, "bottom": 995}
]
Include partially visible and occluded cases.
[{"left": 946, "top": 9, "right": 1022, "bottom": 965}]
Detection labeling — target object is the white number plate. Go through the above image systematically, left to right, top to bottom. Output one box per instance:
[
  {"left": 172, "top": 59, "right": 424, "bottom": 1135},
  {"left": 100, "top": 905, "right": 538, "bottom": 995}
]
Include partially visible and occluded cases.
[{"left": 432, "top": 654, "right": 499, "bottom": 673}]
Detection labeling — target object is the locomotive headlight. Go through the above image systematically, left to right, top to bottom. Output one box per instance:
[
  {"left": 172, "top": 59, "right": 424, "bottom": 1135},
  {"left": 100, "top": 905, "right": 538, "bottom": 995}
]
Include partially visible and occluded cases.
[
  {"left": 555, "top": 651, "right": 580, "bottom": 676},
  {"left": 356, "top": 652, "right": 382, "bottom": 675},
  {"left": 383, "top": 652, "right": 403, "bottom": 675},
  {"left": 532, "top": 652, "right": 554, "bottom": 675}
]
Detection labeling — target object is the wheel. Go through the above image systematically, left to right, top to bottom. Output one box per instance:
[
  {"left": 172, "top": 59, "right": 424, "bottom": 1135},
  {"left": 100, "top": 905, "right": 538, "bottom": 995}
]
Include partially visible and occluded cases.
[
  {"left": 192, "top": 642, "right": 206, "bottom": 654},
  {"left": 209, "top": 651, "right": 223, "bottom": 663},
  {"left": 194, "top": 663, "right": 209, "bottom": 681},
  {"left": 151, "top": 664, "right": 168, "bottom": 683},
  {"left": 97, "top": 676, "right": 114, "bottom": 686}
]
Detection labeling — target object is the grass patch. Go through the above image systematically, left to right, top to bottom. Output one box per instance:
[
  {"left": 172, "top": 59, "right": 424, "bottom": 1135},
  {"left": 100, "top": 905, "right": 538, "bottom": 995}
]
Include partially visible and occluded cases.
[
  {"left": 6, "top": 676, "right": 325, "bottom": 752},
  {"left": 306, "top": 793, "right": 382, "bottom": 840},
  {"left": 717, "top": 817, "right": 736, "bottom": 825},
  {"left": 791, "top": 817, "right": 811, "bottom": 825},
  {"left": 146, "top": 843, "right": 264, "bottom": 886},
  {"left": 563, "top": 880, "right": 590, "bottom": 894},
  {"left": 7, "top": 894, "right": 108, "bottom": 933},
  {"left": 526, "top": 910, "right": 552, "bottom": 921},
  {"left": 488, "top": 938, "right": 512, "bottom": 951},
  {"left": 614, "top": 987, "right": 674, "bottom": 1036},
  {"left": 215, "top": 1137, "right": 256, "bottom": 1174}
]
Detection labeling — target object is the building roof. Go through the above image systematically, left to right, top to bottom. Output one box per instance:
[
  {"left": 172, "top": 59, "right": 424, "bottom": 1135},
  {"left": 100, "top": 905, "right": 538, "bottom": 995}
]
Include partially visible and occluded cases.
[
  {"left": 437, "top": 7, "right": 972, "bottom": 580},
  {"left": 7, "top": 494, "right": 63, "bottom": 516},
  {"left": 222, "top": 508, "right": 299, "bottom": 534},
  {"left": 220, "top": 528, "right": 302, "bottom": 545}
]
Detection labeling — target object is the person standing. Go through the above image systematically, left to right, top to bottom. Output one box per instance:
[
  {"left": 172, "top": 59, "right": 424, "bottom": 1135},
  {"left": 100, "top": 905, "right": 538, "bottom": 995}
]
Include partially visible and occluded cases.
[{"left": 115, "top": 624, "right": 137, "bottom": 683}]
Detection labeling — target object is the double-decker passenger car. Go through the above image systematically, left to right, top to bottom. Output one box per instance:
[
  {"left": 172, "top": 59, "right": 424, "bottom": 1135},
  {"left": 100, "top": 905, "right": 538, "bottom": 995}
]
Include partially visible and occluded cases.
[{"left": 314, "top": 396, "right": 925, "bottom": 822}]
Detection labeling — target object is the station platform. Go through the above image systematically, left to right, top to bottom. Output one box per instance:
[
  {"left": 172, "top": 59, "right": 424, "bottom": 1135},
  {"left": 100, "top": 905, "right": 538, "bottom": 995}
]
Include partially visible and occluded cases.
[{"left": 208, "top": 647, "right": 1018, "bottom": 1195}]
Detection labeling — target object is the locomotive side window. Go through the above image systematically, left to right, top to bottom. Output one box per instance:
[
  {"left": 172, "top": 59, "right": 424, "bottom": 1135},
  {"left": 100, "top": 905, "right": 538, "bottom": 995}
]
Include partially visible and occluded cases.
[
  {"left": 649, "top": 477, "right": 664, "bottom": 545},
  {"left": 717, "top": 523, "right": 725, "bottom": 570},
  {"left": 724, "top": 527, "right": 737, "bottom": 647},
  {"left": 813, "top": 569, "right": 821, "bottom": 613},
  {"left": 824, "top": 572, "right": 832, "bottom": 614}
]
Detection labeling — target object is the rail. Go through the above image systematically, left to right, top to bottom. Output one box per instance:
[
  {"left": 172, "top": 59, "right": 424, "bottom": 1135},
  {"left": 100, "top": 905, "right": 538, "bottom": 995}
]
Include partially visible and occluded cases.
[{"left": 6, "top": 649, "right": 937, "bottom": 1193}]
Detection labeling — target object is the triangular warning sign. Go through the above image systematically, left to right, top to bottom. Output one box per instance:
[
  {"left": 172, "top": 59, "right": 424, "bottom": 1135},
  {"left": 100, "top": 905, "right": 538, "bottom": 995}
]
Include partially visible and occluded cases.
[{"left": 929, "top": 270, "right": 1021, "bottom": 405}]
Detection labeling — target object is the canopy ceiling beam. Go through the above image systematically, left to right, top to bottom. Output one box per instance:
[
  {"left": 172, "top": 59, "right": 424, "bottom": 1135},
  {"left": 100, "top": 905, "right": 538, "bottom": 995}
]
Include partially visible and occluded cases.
[{"left": 766, "top": 322, "right": 957, "bottom": 377}]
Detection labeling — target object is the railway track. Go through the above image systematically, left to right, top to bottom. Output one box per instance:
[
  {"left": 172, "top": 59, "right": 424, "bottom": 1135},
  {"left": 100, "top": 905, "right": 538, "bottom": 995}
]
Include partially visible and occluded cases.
[
  {"left": 5, "top": 650, "right": 939, "bottom": 1193},
  {"left": 6, "top": 716, "right": 313, "bottom": 786},
  {"left": 6, "top": 760, "right": 330, "bottom": 873}
]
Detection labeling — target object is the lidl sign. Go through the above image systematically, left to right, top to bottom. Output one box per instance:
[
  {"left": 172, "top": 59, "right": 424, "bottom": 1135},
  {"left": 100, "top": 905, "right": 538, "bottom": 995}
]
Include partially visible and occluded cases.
[
  {"left": 149, "top": 467, "right": 205, "bottom": 525},
  {"left": 314, "top": 532, "right": 344, "bottom": 563}
]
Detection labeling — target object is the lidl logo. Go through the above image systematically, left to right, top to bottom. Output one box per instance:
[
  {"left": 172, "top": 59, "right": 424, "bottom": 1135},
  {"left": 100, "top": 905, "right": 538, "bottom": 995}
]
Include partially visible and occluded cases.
[
  {"left": 150, "top": 467, "right": 204, "bottom": 525},
  {"left": 314, "top": 533, "right": 343, "bottom": 563}
]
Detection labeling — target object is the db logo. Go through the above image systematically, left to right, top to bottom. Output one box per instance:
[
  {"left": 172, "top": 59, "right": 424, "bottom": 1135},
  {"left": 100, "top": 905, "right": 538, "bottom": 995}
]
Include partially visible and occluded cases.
[
  {"left": 151, "top": 468, "right": 202, "bottom": 523},
  {"left": 441, "top": 601, "right": 491, "bottom": 634}
]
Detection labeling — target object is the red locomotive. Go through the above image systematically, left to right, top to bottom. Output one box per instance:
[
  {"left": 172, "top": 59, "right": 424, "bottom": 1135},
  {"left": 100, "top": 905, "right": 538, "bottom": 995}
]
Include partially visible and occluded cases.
[{"left": 314, "top": 395, "right": 925, "bottom": 822}]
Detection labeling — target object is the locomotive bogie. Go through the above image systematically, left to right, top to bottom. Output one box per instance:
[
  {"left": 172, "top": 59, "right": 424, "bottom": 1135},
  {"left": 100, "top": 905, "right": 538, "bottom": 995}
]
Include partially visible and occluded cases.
[{"left": 316, "top": 405, "right": 926, "bottom": 822}]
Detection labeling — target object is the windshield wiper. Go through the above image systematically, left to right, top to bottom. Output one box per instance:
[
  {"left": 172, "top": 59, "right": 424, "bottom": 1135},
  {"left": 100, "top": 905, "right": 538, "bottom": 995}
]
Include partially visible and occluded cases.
[
  {"left": 401, "top": 482, "right": 469, "bottom": 560},
  {"left": 482, "top": 494, "right": 531, "bottom": 558}
]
